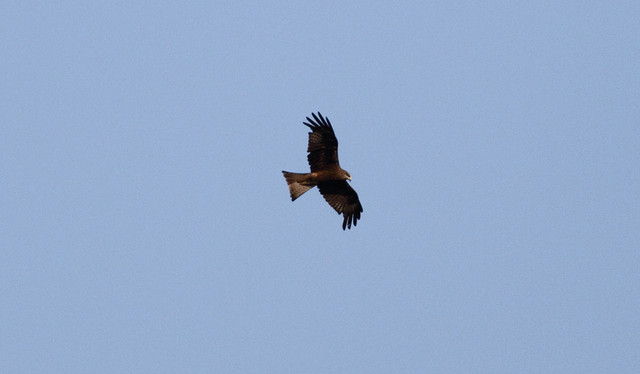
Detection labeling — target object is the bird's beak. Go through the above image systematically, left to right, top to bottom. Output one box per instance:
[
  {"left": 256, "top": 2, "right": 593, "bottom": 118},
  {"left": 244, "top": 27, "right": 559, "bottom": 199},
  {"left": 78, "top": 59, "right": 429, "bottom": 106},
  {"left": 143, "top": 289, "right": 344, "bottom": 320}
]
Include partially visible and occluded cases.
[{"left": 347, "top": 176, "right": 352, "bottom": 181}]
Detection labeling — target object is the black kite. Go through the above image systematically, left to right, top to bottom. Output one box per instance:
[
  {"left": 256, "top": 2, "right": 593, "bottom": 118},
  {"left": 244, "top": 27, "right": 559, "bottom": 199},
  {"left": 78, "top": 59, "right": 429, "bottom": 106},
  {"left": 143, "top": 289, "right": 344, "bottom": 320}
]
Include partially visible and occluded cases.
[{"left": 282, "top": 112, "right": 363, "bottom": 230}]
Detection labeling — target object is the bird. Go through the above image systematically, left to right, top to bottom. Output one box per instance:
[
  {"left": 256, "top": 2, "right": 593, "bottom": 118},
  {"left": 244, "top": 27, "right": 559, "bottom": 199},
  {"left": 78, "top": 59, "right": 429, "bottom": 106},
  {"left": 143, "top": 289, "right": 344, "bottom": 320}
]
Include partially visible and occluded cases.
[{"left": 282, "top": 112, "right": 363, "bottom": 230}]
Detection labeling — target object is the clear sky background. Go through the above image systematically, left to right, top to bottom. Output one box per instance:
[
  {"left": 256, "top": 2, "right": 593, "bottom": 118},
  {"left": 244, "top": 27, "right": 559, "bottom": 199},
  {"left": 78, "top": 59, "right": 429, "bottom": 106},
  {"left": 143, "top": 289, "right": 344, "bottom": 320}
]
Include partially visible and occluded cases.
[{"left": 2, "top": 1, "right": 639, "bottom": 373}]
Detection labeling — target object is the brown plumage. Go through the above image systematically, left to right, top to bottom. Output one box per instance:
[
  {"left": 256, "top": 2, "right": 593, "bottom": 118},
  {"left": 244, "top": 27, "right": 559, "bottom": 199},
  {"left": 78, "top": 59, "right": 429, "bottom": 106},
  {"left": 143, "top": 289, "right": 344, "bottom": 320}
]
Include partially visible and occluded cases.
[{"left": 282, "top": 112, "right": 363, "bottom": 230}]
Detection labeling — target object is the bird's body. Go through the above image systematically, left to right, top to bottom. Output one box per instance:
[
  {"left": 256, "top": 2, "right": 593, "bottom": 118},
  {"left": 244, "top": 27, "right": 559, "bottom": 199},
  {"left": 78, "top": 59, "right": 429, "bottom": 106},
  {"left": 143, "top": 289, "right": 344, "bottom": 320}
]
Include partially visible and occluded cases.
[{"left": 282, "top": 112, "right": 363, "bottom": 230}]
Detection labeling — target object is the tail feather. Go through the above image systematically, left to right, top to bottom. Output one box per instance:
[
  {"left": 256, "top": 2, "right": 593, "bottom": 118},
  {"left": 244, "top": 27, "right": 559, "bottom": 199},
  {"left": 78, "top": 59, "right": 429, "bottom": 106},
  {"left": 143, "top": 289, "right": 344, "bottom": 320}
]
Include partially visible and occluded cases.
[{"left": 282, "top": 171, "right": 313, "bottom": 201}]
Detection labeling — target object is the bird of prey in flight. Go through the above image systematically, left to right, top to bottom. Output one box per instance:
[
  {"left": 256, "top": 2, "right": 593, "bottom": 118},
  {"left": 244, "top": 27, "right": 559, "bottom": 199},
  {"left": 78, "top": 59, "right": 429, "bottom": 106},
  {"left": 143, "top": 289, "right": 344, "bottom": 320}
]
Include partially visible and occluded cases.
[{"left": 282, "top": 112, "right": 363, "bottom": 230}]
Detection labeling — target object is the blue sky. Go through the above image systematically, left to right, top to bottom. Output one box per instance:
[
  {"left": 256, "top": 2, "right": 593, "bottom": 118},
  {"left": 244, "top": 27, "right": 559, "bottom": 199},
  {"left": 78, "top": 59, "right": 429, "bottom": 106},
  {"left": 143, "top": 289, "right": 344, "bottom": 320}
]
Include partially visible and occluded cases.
[{"left": 2, "top": 1, "right": 639, "bottom": 372}]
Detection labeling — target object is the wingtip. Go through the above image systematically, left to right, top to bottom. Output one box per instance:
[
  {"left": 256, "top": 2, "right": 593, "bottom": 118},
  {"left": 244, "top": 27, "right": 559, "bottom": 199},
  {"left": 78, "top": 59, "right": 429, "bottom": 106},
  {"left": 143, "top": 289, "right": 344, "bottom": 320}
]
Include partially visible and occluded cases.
[
  {"left": 303, "top": 112, "right": 333, "bottom": 130},
  {"left": 312, "top": 112, "right": 330, "bottom": 128}
]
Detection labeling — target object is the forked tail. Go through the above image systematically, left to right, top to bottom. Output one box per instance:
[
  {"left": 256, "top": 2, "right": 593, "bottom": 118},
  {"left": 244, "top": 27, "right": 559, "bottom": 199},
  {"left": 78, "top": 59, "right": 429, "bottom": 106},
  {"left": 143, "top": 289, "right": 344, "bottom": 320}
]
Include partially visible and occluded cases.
[{"left": 282, "top": 171, "right": 313, "bottom": 201}]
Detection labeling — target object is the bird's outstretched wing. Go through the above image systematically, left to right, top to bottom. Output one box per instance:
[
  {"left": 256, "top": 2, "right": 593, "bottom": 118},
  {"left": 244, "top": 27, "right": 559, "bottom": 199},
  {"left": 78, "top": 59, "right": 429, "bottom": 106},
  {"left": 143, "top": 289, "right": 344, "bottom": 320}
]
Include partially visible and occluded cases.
[
  {"left": 303, "top": 112, "right": 339, "bottom": 172},
  {"left": 317, "top": 180, "right": 363, "bottom": 230}
]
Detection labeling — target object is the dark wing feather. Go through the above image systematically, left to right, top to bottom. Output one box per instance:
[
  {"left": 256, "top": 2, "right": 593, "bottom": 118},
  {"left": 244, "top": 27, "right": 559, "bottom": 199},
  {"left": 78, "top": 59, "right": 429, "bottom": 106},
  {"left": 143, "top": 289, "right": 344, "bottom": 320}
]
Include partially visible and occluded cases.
[
  {"left": 303, "top": 112, "right": 339, "bottom": 172},
  {"left": 317, "top": 180, "right": 363, "bottom": 230}
]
